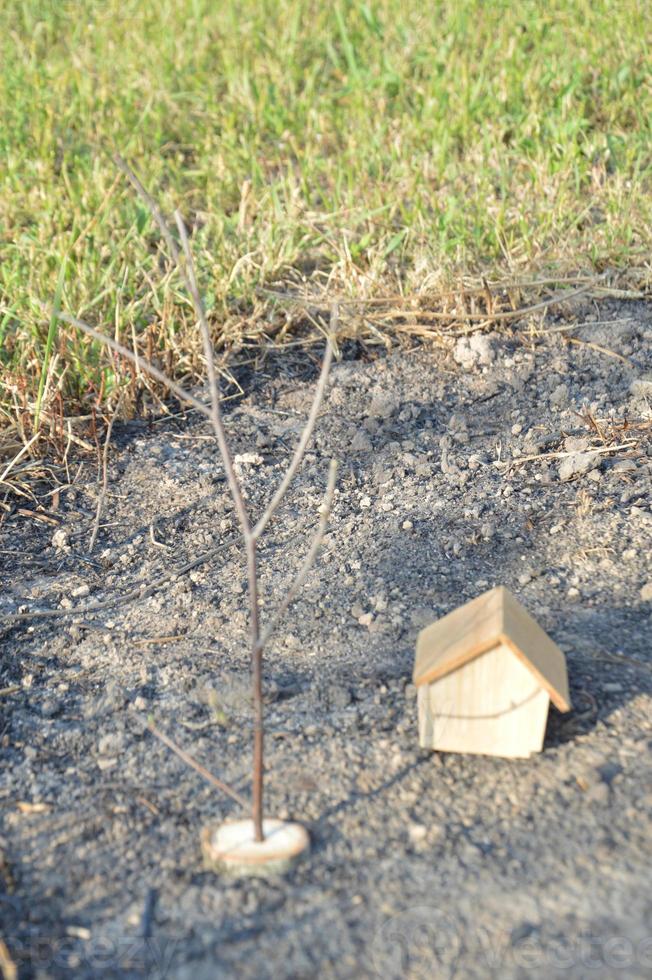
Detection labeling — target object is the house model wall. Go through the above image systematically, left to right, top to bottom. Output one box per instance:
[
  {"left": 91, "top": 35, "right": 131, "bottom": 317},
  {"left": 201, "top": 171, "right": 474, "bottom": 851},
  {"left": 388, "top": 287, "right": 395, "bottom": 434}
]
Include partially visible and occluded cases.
[{"left": 413, "top": 586, "right": 571, "bottom": 759}]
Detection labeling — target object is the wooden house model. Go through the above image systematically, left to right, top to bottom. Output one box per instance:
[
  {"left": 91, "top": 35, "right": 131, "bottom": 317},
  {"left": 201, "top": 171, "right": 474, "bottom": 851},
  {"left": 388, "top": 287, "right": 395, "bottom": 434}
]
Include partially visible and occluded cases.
[{"left": 413, "top": 586, "right": 571, "bottom": 759}]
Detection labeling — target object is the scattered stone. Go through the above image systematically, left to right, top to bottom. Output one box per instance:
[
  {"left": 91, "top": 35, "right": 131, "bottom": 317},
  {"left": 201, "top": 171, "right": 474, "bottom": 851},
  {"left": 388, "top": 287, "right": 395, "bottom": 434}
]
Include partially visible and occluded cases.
[
  {"left": 6, "top": 307, "right": 652, "bottom": 975},
  {"left": 453, "top": 333, "right": 495, "bottom": 370},
  {"left": 550, "top": 383, "right": 569, "bottom": 408},
  {"left": 369, "top": 391, "right": 398, "bottom": 418},
  {"left": 448, "top": 413, "right": 470, "bottom": 444},
  {"left": 351, "top": 430, "right": 373, "bottom": 453},
  {"left": 564, "top": 436, "right": 590, "bottom": 453},
  {"left": 233, "top": 452, "right": 263, "bottom": 466},
  {"left": 558, "top": 453, "right": 595, "bottom": 481},
  {"left": 612, "top": 459, "right": 637, "bottom": 473},
  {"left": 52, "top": 528, "right": 69, "bottom": 550},
  {"left": 71, "top": 583, "right": 90, "bottom": 599},
  {"left": 603, "top": 682, "right": 624, "bottom": 694},
  {"left": 96, "top": 757, "right": 118, "bottom": 771},
  {"left": 407, "top": 822, "right": 428, "bottom": 844}
]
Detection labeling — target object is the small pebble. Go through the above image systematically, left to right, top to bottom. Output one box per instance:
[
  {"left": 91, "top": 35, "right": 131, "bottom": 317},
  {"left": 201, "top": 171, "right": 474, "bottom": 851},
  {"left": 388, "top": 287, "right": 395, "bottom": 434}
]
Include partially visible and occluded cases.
[
  {"left": 351, "top": 430, "right": 373, "bottom": 453},
  {"left": 558, "top": 452, "right": 595, "bottom": 481},
  {"left": 612, "top": 459, "right": 637, "bottom": 473},
  {"left": 52, "top": 529, "right": 69, "bottom": 550},
  {"left": 640, "top": 582, "right": 652, "bottom": 602},
  {"left": 97, "top": 757, "right": 118, "bottom": 771},
  {"left": 408, "top": 823, "right": 428, "bottom": 844}
]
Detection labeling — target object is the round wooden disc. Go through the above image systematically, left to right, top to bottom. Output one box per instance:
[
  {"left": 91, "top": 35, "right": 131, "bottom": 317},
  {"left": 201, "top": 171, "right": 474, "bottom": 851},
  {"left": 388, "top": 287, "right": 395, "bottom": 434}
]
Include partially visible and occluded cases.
[{"left": 201, "top": 819, "right": 310, "bottom": 877}]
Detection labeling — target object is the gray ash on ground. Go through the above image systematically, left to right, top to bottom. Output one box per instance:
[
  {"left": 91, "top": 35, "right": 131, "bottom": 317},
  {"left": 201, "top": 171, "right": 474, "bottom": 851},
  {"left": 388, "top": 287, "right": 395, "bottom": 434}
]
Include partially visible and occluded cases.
[{"left": 1, "top": 299, "right": 651, "bottom": 979}]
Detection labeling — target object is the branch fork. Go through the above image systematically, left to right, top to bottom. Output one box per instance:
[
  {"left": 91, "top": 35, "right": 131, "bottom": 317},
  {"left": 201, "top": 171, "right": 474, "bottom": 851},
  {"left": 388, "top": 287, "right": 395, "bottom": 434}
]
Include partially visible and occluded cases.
[{"left": 56, "top": 155, "right": 337, "bottom": 844}]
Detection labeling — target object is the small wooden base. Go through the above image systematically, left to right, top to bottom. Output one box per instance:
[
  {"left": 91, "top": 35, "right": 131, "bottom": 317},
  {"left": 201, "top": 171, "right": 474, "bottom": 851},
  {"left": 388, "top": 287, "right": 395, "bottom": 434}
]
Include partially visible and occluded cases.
[{"left": 201, "top": 819, "right": 310, "bottom": 877}]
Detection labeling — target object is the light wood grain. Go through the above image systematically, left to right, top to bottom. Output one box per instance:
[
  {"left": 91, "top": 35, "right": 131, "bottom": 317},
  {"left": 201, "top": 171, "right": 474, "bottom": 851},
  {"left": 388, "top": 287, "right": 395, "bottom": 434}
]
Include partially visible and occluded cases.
[
  {"left": 413, "top": 586, "right": 571, "bottom": 712},
  {"left": 413, "top": 587, "right": 504, "bottom": 686},
  {"left": 418, "top": 642, "right": 551, "bottom": 758}
]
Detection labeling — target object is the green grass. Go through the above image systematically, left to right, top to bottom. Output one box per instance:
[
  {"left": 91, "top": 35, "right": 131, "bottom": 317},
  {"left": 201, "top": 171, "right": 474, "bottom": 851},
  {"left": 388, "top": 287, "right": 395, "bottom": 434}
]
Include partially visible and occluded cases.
[{"left": 1, "top": 0, "right": 651, "bottom": 448}]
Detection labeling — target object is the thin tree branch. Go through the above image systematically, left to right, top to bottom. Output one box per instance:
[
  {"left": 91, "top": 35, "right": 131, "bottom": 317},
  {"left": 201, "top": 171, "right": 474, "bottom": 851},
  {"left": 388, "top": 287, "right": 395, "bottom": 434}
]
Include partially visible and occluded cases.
[
  {"left": 115, "top": 149, "right": 251, "bottom": 538},
  {"left": 113, "top": 153, "right": 182, "bottom": 268},
  {"left": 56, "top": 157, "right": 339, "bottom": 846},
  {"left": 174, "top": 210, "right": 251, "bottom": 538},
  {"left": 54, "top": 310, "right": 211, "bottom": 419},
  {"left": 252, "top": 315, "right": 335, "bottom": 540},
  {"left": 88, "top": 408, "right": 117, "bottom": 554},
  {"left": 258, "top": 459, "right": 337, "bottom": 651},
  {"left": 247, "top": 538, "right": 263, "bottom": 841},
  {"left": 0, "top": 539, "right": 235, "bottom": 625},
  {"left": 146, "top": 719, "right": 248, "bottom": 810}
]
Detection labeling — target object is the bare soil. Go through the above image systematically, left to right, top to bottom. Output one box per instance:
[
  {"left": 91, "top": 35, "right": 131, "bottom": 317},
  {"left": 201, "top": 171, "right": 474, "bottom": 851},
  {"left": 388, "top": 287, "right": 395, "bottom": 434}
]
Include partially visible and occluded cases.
[{"left": 1, "top": 299, "right": 652, "bottom": 979}]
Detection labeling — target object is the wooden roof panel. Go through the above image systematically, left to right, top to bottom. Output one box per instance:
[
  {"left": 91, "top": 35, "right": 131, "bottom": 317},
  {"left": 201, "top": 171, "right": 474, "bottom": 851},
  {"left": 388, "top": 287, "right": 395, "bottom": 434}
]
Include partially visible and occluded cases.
[{"left": 413, "top": 586, "right": 571, "bottom": 713}]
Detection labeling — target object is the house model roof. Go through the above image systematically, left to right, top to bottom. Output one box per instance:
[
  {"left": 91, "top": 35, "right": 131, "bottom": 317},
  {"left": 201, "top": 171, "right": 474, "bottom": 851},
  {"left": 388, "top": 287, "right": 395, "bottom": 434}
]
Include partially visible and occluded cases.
[{"left": 413, "top": 586, "right": 571, "bottom": 712}]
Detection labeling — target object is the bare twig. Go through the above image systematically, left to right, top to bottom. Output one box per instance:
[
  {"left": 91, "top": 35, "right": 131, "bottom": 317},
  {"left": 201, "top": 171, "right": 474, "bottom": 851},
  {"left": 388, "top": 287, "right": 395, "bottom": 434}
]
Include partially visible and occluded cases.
[
  {"left": 113, "top": 154, "right": 182, "bottom": 267},
  {"left": 55, "top": 156, "right": 337, "bottom": 846},
  {"left": 174, "top": 210, "right": 251, "bottom": 538},
  {"left": 261, "top": 280, "right": 602, "bottom": 324},
  {"left": 54, "top": 310, "right": 211, "bottom": 420},
  {"left": 252, "top": 317, "right": 335, "bottom": 540},
  {"left": 566, "top": 336, "right": 636, "bottom": 366},
  {"left": 89, "top": 410, "right": 116, "bottom": 554},
  {"left": 0, "top": 432, "right": 40, "bottom": 488},
  {"left": 512, "top": 441, "right": 637, "bottom": 466},
  {"left": 258, "top": 460, "right": 337, "bottom": 650},
  {"left": 0, "top": 539, "right": 235, "bottom": 625},
  {"left": 146, "top": 719, "right": 248, "bottom": 809}
]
